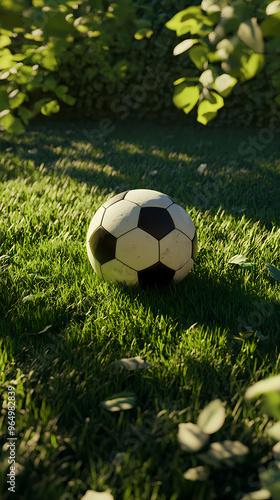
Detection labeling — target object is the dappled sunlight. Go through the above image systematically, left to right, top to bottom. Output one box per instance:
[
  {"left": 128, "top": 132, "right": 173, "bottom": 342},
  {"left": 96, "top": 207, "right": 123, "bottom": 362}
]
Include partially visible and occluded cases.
[
  {"left": 2, "top": 119, "right": 279, "bottom": 231},
  {"left": 113, "top": 141, "right": 145, "bottom": 155}
]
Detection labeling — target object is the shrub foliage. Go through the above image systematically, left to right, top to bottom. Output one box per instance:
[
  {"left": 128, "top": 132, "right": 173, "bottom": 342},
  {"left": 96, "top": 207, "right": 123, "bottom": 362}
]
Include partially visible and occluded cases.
[
  {"left": 0, "top": 0, "right": 279, "bottom": 132},
  {"left": 0, "top": 0, "right": 153, "bottom": 133},
  {"left": 166, "top": 0, "right": 280, "bottom": 124}
]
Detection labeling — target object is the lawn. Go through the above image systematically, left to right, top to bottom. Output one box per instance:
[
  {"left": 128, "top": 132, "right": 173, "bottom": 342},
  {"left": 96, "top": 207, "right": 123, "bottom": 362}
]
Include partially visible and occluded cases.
[{"left": 0, "top": 118, "right": 279, "bottom": 500}]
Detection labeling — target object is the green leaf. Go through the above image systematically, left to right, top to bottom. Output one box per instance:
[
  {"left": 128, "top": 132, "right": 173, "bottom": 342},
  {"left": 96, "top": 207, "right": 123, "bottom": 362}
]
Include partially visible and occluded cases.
[
  {"left": 201, "top": 0, "right": 221, "bottom": 13},
  {"left": 266, "top": 1, "right": 280, "bottom": 16},
  {"left": 166, "top": 6, "right": 214, "bottom": 36},
  {"left": 166, "top": 7, "right": 203, "bottom": 32},
  {"left": 261, "top": 12, "right": 280, "bottom": 36},
  {"left": 237, "top": 18, "right": 264, "bottom": 54},
  {"left": 178, "top": 19, "right": 204, "bottom": 36},
  {"left": 208, "top": 23, "right": 227, "bottom": 45},
  {"left": 134, "top": 28, "right": 153, "bottom": 40},
  {"left": 0, "top": 34, "right": 11, "bottom": 48},
  {"left": 216, "top": 38, "right": 237, "bottom": 60},
  {"left": 173, "top": 39, "right": 199, "bottom": 56},
  {"left": 189, "top": 44, "right": 209, "bottom": 70},
  {"left": 0, "top": 48, "right": 15, "bottom": 70},
  {"left": 239, "top": 52, "right": 265, "bottom": 81},
  {"left": 41, "top": 54, "right": 58, "bottom": 71},
  {"left": 14, "top": 64, "right": 33, "bottom": 85},
  {"left": 199, "top": 69, "right": 214, "bottom": 87},
  {"left": 213, "top": 74, "right": 238, "bottom": 97},
  {"left": 174, "top": 77, "right": 199, "bottom": 85},
  {"left": 49, "top": 84, "right": 76, "bottom": 105},
  {"left": 55, "top": 84, "right": 68, "bottom": 98},
  {"left": 172, "top": 84, "right": 200, "bottom": 114},
  {"left": 53, "top": 85, "right": 76, "bottom": 105},
  {"left": 9, "top": 90, "right": 26, "bottom": 109},
  {"left": 197, "top": 91, "right": 224, "bottom": 125},
  {"left": 62, "top": 94, "right": 76, "bottom": 106},
  {"left": 41, "top": 100, "right": 60, "bottom": 116},
  {"left": 0, "top": 109, "right": 11, "bottom": 124},
  {"left": 0, "top": 110, "right": 24, "bottom": 134},
  {"left": 228, "top": 254, "right": 248, "bottom": 265},
  {"left": 266, "top": 263, "right": 280, "bottom": 281},
  {"left": 22, "top": 294, "right": 37, "bottom": 303},
  {"left": 29, "top": 324, "right": 52, "bottom": 336},
  {"left": 234, "top": 327, "right": 267, "bottom": 342},
  {"left": 115, "top": 356, "right": 153, "bottom": 371},
  {"left": 245, "top": 374, "right": 280, "bottom": 400},
  {"left": 100, "top": 391, "right": 137, "bottom": 412},
  {"left": 264, "top": 392, "right": 280, "bottom": 420},
  {"left": 197, "top": 399, "right": 226, "bottom": 434},
  {"left": 177, "top": 422, "right": 209, "bottom": 453},
  {"left": 267, "top": 422, "right": 280, "bottom": 441},
  {"left": 198, "top": 440, "right": 249, "bottom": 468},
  {"left": 273, "top": 442, "right": 280, "bottom": 460},
  {"left": 183, "top": 465, "right": 209, "bottom": 481},
  {"left": 239, "top": 489, "right": 272, "bottom": 500},
  {"left": 81, "top": 490, "right": 114, "bottom": 500}
]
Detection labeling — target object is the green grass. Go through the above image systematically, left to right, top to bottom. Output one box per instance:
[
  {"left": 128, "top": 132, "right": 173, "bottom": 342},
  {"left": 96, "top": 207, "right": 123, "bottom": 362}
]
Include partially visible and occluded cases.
[{"left": 0, "top": 118, "right": 279, "bottom": 500}]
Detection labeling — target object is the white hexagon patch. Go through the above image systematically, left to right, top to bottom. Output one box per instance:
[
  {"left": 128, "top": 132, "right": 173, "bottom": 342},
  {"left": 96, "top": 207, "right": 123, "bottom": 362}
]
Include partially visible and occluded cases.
[
  {"left": 125, "top": 189, "right": 173, "bottom": 208},
  {"left": 102, "top": 200, "right": 141, "bottom": 237},
  {"left": 167, "top": 204, "right": 195, "bottom": 240},
  {"left": 87, "top": 206, "right": 105, "bottom": 242},
  {"left": 116, "top": 228, "right": 159, "bottom": 271},
  {"left": 160, "top": 229, "right": 192, "bottom": 270},
  {"left": 86, "top": 244, "right": 103, "bottom": 278},
  {"left": 174, "top": 258, "right": 194, "bottom": 281},
  {"left": 101, "top": 259, "right": 138, "bottom": 285}
]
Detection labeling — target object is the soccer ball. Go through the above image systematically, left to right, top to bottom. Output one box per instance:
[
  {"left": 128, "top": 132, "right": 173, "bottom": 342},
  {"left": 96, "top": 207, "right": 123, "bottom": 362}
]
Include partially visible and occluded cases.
[{"left": 86, "top": 189, "right": 197, "bottom": 288}]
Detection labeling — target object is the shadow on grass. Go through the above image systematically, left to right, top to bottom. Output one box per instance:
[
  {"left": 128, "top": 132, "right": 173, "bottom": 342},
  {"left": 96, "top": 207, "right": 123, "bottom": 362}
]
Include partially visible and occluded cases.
[
  {"left": 1, "top": 118, "right": 280, "bottom": 228},
  {"left": 1, "top": 259, "right": 279, "bottom": 500},
  {"left": 6, "top": 262, "right": 279, "bottom": 403},
  {"left": 2, "top": 269, "right": 278, "bottom": 500}
]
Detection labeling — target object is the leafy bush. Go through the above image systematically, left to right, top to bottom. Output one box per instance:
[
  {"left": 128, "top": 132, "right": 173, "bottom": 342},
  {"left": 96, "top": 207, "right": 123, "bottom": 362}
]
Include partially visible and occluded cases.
[
  {"left": 0, "top": 0, "right": 152, "bottom": 133},
  {"left": 1, "top": 0, "right": 280, "bottom": 132},
  {"left": 48, "top": 0, "right": 199, "bottom": 122},
  {"left": 166, "top": 0, "right": 280, "bottom": 125}
]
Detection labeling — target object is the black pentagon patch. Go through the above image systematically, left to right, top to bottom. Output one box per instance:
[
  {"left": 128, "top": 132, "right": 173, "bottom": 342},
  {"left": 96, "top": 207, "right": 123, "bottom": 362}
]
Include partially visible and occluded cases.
[
  {"left": 102, "top": 191, "right": 129, "bottom": 209},
  {"left": 138, "top": 207, "right": 175, "bottom": 240},
  {"left": 88, "top": 227, "right": 116, "bottom": 265},
  {"left": 192, "top": 231, "right": 198, "bottom": 260},
  {"left": 138, "top": 262, "right": 175, "bottom": 289}
]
